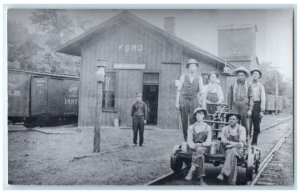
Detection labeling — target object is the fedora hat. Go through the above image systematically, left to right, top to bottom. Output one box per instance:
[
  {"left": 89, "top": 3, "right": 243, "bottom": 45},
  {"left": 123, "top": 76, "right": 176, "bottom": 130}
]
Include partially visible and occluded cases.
[
  {"left": 186, "top": 59, "right": 199, "bottom": 69},
  {"left": 232, "top": 66, "right": 250, "bottom": 78},
  {"left": 250, "top": 68, "right": 262, "bottom": 78},
  {"left": 192, "top": 107, "right": 207, "bottom": 121},
  {"left": 226, "top": 112, "right": 241, "bottom": 122}
]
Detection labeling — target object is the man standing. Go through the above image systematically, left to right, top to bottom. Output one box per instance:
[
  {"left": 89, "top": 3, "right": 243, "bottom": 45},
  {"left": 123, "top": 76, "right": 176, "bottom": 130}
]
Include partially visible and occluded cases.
[
  {"left": 176, "top": 59, "right": 205, "bottom": 141},
  {"left": 228, "top": 66, "right": 254, "bottom": 133},
  {"left": 250, "top": 68, "right": 266, "bottom": 145},
  {"left": 131, "top": 92, "right": 147, "bottom": 147},
  {"left": 217, "top": 113, "right": 246, "bottom": 185}
]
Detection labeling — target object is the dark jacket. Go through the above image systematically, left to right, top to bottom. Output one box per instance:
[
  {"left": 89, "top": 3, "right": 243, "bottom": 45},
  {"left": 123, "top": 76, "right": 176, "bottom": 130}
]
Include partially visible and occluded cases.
[{"left": 131, "top": 100, "right": 147, "bottom": 119}]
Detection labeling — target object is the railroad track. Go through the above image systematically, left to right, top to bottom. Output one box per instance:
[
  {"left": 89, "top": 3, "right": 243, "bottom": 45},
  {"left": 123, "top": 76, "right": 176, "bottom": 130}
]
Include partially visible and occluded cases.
[
  {"left": 145, "top": 118, "right": 292, "bottom": 186},
  {"left": 248, "top": 128, "right": 292, "bottom": 186}
]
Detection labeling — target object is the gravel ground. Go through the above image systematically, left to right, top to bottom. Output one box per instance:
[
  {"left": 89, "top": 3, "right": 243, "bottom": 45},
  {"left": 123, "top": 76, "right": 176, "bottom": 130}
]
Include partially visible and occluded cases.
[
  {"left": 7, "top": 113, "right": 293, "bottom": 185},
  {"left": 256, "top": 131, "right": 294, "bottom": 186}
]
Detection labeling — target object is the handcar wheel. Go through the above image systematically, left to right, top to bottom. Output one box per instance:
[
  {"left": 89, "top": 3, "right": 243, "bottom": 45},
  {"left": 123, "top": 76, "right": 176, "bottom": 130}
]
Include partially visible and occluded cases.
[
  {"left": 254, "top": 149, "right": 261, "bottom": 174},
  {"left": 246, "top": 152, "right": 255, "bottom": 181},
  {"left": 170, "top": 154, "right": 183, "bottom": 172},
  {"left": 184, "top": 159, "right": 191, "bottom": 168},
  {"left": 255, "top": 160, "right": 260, "bottom": 174}
]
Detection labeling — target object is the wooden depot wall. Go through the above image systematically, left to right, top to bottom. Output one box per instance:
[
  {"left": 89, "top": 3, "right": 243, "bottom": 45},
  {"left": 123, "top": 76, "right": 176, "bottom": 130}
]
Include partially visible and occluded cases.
[{"left": 78, "top": 20, "right": 225, "bottom": 129}]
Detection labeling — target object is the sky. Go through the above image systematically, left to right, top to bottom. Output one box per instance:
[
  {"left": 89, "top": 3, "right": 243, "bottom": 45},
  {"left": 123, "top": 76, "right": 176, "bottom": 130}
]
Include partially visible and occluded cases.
[{"left": 8, "top": 9, "right": 294, "bottom": 80}]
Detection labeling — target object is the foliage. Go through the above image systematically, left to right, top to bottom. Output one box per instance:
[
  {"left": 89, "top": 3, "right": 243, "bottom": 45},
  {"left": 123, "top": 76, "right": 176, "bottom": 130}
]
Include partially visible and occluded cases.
[
  {"left": 30, "top": 9, "right": 75, "bottom": 49},
  {"left": 8, "top": 10, "right": 80, "bottom": 76},
  {"left": 259, "top": 61, "right": 292, "bottom": 100}
]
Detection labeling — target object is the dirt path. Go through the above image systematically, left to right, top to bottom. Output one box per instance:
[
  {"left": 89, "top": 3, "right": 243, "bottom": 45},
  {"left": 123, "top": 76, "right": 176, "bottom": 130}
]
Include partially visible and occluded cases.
[{"left": 8, "top": 113, "right": 293, "bottom": 185}]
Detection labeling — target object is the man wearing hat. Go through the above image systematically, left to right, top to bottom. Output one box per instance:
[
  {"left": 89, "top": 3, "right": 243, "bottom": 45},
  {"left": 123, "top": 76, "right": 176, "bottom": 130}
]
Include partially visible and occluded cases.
[
  {"left": 176, "top": 59, "right": 205, "bottom": 141},
  {"left": 228, "top": 66, "right": 254, "bottom": 133},
  {"left": 250, "top": 68, "right": 266, "bottom": 145},
  {"left": 217, "top": 112, "right": 246, "bottom": 185}
]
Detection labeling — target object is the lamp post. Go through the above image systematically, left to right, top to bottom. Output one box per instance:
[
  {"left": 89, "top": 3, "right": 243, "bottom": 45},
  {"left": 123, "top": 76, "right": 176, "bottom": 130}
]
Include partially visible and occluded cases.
[
  {"left": 93, "top": 59, "right": 107, "bottom": 153},
  {"left": 223, "top": 60, "right": 232, "bottom": 103},
  {"left": 223, "top": 60, "right": 229, "bottom": 75}
]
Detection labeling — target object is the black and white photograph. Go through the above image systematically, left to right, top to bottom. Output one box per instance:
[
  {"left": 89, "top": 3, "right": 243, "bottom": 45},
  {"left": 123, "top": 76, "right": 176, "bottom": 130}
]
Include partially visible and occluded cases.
[{"left": 4, "top": 5, "right": 295, "bottom": 188}]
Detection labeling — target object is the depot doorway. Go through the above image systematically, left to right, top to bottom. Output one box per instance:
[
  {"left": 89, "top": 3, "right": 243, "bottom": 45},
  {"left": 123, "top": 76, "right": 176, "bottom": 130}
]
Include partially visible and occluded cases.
[{"left": 143, "top": 73, "right": 159, "bottom": 125}]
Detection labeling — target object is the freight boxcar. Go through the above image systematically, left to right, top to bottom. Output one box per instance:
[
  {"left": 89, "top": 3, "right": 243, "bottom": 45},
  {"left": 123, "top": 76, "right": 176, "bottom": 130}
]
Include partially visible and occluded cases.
[
  {"left": 8, "top": 69, "right": 79, "bottom": 127},
  {"left": 265, "top": 94, "right": 283, "bottom": 114}
]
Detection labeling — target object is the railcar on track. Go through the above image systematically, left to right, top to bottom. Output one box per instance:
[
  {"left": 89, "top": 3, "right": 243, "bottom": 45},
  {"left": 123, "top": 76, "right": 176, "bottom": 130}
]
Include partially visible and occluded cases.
[
  {"left": 8, "top": 69, "right": 79, "bottom": 127},
  {"left": 170, "top": 103, "right": 261, "bottom": 182}
]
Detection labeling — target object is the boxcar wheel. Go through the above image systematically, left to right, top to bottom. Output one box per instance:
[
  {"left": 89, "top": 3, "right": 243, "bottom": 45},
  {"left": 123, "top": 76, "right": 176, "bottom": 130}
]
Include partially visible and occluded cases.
[{"left": 170, "top": 154, "right": 183, "bottom": 172}]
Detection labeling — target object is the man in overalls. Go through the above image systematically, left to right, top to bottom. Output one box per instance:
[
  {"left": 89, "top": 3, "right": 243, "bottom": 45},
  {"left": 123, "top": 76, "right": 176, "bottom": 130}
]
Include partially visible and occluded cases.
[
  {"left": 175, "top": 59, "right": 205, "bottom": 141},
  {"left": 228, "top": 66, "right": 254, "bottom": 133},
  {"left": 250, "top": 68, "right": 266, "bottom": 145},
  {"left": 204, "top": 71, "right": 224, "bottom": 115},
  {"left": 217, "top": 112, "right": 246, "bottom": 185}
]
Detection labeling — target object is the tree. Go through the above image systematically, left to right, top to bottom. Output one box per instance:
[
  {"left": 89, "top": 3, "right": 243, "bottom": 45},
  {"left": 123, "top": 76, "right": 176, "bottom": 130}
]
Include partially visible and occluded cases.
[
  {"left": 30, "top": 9, "right": 74, "bottom": 49},
  {"left": 8, "top": 10, "right": 81, "bottom": 76},
  {"left": 29, "top": 10, "right": 80, "bottom": 75},
  {"left": 8, "top": 20, "right": 43, "bottom": 70},
  {"left": 259, "top": 62, "right": 285, "bottom": 95}
]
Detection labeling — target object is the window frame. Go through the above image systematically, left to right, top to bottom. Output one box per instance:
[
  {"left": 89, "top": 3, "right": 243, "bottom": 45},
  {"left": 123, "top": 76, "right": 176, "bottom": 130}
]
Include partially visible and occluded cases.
[{"left": 102, "top": 71, "right": 117, "bottom": 112}]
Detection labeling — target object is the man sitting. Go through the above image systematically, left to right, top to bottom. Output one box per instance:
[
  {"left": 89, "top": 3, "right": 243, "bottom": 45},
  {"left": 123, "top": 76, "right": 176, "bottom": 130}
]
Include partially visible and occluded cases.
[
  {"left": 185, "top": 107, "right": 212, "bottom": 185},
  {"left": 217, "top": 112, "right": 246, "bottom": 185}
]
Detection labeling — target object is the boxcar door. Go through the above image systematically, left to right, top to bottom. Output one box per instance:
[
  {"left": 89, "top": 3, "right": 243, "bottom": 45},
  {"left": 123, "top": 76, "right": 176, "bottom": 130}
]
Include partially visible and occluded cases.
[
  {"left": 158, "top": 63, "right": 182, "bottom": 129},
  {"left": 118, "top": 70, "right": 142, "bottom": 127},
  {"left": 30, "top": 77, "right": 48, "bottom": 116},
  {"left": 47, "top": 78, "right": 79, "bottom": 118}
]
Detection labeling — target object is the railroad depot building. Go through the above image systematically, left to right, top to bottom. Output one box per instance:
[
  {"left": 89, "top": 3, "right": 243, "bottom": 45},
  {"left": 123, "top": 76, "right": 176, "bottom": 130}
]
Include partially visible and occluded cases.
[{"left": 57, "top": 11, "right": 235, "bottom": 129}]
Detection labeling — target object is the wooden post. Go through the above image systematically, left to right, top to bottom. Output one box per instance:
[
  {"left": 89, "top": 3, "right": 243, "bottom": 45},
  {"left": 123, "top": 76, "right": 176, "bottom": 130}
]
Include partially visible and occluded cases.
[
  {"left": 93, "top": 59, "right": 106, "bottom": 153},
  {"left": 275, "top": 71, "right": 279, "bottom": 114},
  {"left": 93, "top": 81, "right": 102, "bottom": 153}
]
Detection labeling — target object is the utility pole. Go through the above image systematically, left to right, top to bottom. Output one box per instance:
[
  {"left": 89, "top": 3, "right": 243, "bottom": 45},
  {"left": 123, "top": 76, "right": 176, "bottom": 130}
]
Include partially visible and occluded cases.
[
  {"left": 269, "top": 66, "right": 282, "bottom": 115},
  {"left": 275, "top": 70, "right": 278, "bottom": 114}
]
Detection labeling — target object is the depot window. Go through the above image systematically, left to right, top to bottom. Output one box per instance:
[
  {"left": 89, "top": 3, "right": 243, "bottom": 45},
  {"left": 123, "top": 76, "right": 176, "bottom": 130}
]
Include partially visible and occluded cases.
[{"left": 102, "top": 72, "right": 116, "bottom": 110}]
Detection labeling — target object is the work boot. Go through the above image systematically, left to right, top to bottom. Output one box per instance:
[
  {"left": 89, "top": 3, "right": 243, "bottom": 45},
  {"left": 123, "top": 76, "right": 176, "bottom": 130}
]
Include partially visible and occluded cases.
[
  {"left": 251, "top": 136, "right": 258, "bottom": 145},
  {"left": 251, "top": 142, "right": 257, "bottom": 146},
  {"left": 185, "top": 166, "right": 196, "bottom": 181},
  {"left": 217, "top": 173, "right": 224, "bottom": 181},
  {"left": 199, "top": 178, "right": 207, "bottom": 186}
]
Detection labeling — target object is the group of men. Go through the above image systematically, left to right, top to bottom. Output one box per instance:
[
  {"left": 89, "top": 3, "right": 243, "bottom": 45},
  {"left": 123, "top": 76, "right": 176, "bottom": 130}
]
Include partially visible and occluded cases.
[
  {"left": 130, "top": 58, "right": 266, "bottom": 185},
  {"left": 175, "top": 58, "right": 266, "bottom": 145},
  {"left": 176, "top": 58, "right": 266, "bottom": 185}
]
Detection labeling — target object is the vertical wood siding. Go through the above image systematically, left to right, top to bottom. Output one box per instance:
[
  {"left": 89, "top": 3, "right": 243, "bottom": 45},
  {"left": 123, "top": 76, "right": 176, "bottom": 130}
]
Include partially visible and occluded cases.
[
  {"left": 78, "top": 21, "right": 227, "bottom": 129},
  {"left": 157, "top": 63, "right": 181, "bottom": 129}
]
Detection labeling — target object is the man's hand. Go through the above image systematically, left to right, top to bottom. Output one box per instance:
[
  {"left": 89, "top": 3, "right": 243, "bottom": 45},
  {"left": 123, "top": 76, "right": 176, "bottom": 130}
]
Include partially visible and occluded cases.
[
  {"left": 247, "top": 110, "right": 252, "bottom": 117},
  {"left": 259, "top": 111, "right": 264, "bottom": 118},
  {"left": 144, "top": 120, "right": 147, "bottom": 124},
  {"left": 225, "top": 142, "right": 241, "bottom": 149},
  {"left": 189, "top": 143, "right": 196, "bottom": 149},
  {"left": 195, "top": 143, "right": 203, "bottom": 147},
  {"left": 225, "top": 144, "right": 234, "bottom": 149}
]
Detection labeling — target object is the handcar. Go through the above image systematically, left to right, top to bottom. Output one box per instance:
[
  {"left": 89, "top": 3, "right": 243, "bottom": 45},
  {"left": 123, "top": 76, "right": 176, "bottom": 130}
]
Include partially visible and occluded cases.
[{"left": 170, "top": 103, "right": 261, "bottom": 182}]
